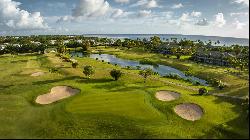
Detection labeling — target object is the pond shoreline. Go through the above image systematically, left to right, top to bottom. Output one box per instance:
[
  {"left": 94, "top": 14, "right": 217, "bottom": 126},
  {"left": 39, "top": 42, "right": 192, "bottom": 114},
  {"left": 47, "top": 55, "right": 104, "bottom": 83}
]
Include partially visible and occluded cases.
[{"left": 70, "top": 51, "right": 208, "bottom": 86}]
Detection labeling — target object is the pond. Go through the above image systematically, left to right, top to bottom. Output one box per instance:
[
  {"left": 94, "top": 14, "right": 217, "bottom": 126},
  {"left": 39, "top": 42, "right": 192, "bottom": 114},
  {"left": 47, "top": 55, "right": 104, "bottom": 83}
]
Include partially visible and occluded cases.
[{"left": 70, "top": 52, "right": 208, "bottom": 86}]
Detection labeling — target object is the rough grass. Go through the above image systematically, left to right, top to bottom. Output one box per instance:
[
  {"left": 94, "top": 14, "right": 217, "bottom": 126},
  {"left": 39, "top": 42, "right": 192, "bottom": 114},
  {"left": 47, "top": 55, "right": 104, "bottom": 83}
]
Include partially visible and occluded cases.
[{"left": 0, "top": 53, "right": 248, "bottom": 138}]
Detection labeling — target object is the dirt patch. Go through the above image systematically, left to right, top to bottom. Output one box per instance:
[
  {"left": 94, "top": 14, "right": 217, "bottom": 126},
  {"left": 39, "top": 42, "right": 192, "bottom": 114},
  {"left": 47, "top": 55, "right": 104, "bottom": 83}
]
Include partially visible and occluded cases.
[
  {"left": 30, "top": 72, "right": 45, "bottom": 77},
  {"left": 35, "top": 86, "right": 80, "bottom": 104},
  {"left": 155, "top": 90, "right": 180, "bottom": 101},
  {"left": 174, "top": 103, "right": 204, "bottom": 121}
]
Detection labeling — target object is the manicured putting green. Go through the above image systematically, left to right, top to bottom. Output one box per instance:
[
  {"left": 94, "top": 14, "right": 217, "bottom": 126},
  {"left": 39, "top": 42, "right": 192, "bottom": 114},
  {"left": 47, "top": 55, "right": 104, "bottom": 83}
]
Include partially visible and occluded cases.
[{"left": 66, "top": 92, "right": 163, "bottom": 120}]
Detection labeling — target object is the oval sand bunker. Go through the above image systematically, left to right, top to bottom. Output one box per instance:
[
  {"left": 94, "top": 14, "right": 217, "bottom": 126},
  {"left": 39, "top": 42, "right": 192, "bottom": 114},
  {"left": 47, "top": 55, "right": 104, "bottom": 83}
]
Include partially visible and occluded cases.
[
  {"left": 31, "top": 72, "right": 45, "bottom": 77},
  {"left": 35, "top": 86, "right": 80, "bottom": 105},
  {"left": 155, "top": 90, "right": 180, "bottom": 101},
  {"left": 174, "top": 103, "right": 203, "bottom": 121}
]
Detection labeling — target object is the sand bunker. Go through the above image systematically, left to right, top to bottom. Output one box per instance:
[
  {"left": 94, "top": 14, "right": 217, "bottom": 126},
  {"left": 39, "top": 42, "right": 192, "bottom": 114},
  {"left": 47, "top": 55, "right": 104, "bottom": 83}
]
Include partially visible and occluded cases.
[
  {"left": 31, "top": 72, "right": 45, "bottom": 77},
  {"left": 35, "top": 86, "right": 80, "bottom": 104},
  {"left": 155, "top": 90, "right": 180, "bottom": 101},
  {"left": 174, "top": 103, "right": 203, "bottom": 121}
]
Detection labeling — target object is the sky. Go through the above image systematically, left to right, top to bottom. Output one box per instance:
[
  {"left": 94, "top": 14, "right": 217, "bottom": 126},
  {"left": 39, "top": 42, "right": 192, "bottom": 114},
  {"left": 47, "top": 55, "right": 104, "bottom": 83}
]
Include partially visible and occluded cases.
[{"left": 0, "top": 0, "right": 249, "bottom": 38}]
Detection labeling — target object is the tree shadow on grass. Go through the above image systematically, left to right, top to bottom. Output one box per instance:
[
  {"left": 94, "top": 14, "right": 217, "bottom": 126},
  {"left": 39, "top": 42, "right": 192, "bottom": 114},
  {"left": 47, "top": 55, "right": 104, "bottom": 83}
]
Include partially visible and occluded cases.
[
  {"left": 10, "top": 59, "right": 28, "bottom": 63},
  {"left": 32, "top": 76, "right": 82, "bottom": 85},
  {"left": 76, "top": 78, "right": 114, "bottom": 84},
  {"left": 92, "top": 81, "right": 161, "bottom": 92},
  {"left": 0, "top": 84, "right": 14, "bottom": 89},
  {"left": 200, "top": 96, "right": 249, "bottom": 139}
]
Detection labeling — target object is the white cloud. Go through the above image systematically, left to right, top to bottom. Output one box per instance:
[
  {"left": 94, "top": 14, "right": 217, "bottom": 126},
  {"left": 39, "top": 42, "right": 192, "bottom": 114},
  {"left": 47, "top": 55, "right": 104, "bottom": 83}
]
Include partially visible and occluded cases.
[
  {"left": 0, "top": 0, "right": 48, "bottom": 30},
  {"left": 72, "top": 0, "right": 111, "bottom": 17},
  {"left": 114, "top": 0, "right": 130, "bottom": 4},
  {"left": 130, "top": 0, "right": 159, "bottom": 8},
  {"left": 147, "top": 0, "right": 158, "bottom": 8},
  {"left": 232, "top": 0, "right": 249, "bottom": 6},
  {"left": 171, "top": 3, "right": 183, "bottom": 9},
  {"left": 111, "top": 9, "right": 130, "bottom": 18},
  {"left": 137, "top": 10, "right": 152, "bottom": 18},
  {"left": 179, "top": 11, "right": 202, "bottom": 23},
  {"left": 191, "top": 11, "right": 202, "bottom": 17},
  {"left": 230, "top": 12, "right": 249, "bottom": 16},
  {"left": 179, "top": 13, "right": 191, "bottom": 22},
  {"left": 214, "top": 13, "right": 226, "bottom": 27},
  {"left": 56, "top": 15, "right": 74, "bottom": 23},
  {"left": 195, "top": 18, "right": 209, "bottom": 26},
  {"left": 233, "top": 19, "right": 246, "bottom": 29}
]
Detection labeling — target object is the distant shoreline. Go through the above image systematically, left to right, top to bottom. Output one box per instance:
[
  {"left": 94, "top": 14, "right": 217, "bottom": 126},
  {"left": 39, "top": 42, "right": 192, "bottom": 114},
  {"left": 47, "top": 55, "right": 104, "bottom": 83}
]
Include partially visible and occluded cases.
[
  {"left": 0, "top": 34, "right": 248, "bottom": 46},
  {"left": 0, "top": 34, "right": 248, "bottom": 40}
]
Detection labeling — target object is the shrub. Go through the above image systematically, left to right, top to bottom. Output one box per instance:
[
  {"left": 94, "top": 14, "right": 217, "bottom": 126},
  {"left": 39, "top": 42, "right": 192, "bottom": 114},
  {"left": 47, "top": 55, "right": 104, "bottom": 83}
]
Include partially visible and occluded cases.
[
  {"left": 176, "top": 54, "right": 181, "bottom": 59},
  {"left": 62, "top": 55, "right": 71, "bottom": 62},
  {"left": 96, "top": 58, "right": 98, "bottom": 60},
  {"left": 102, "top": 60, "right": 105, "bottom": 62},
  {"left": 72, "top": 62, "right": 78, "bottom": 68},
  {"left": 83, "top": 65, "right": 95, "bottom": 79},
  {"left": 126, "top": 66, "right": 131, "bottom": 69},
  {"left": 136, "top": 66, "right": 141, "bottom": 70},
  {"left": 49, "top": 67, "right": 59, "bottom": 73},
  {"left": 139, "top": 68, "right": 153, "bottom": 83},
  {"left": 110, "top": 69, "right": 122, "bottom": 81},
  {"left": 153, "top": 72, "right": 159, "bottom": 75},
  {"left": 163, "top": 73, "right": 182, "bottom": 80},
  {"left": 195, "top": 81, "right": 201, "bottom": 85},
  {"left": 218, "top": 82, "right": 226, "bottom": 90},
  {"left": 198, "top": 87, "right": 208, "bottom": 95}
]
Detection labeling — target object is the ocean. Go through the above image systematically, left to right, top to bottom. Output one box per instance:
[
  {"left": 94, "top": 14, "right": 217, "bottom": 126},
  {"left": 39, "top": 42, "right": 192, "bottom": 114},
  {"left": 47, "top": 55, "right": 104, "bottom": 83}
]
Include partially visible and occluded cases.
[{"left": 83, "top": 34, "right": 249, "bottom": 46}]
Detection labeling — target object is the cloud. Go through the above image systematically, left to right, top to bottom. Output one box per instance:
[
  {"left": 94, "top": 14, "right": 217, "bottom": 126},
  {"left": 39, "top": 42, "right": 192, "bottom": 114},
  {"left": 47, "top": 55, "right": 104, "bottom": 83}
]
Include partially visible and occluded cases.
[
  {"left": 0, "top": 0, "right": 48, "bottom": 30},
  {"left": 57, "top": 0, "right": 112, "bottom": 22},
  {"left": 72, "top": 0, "right": 111, "bottom": 18},
  {"left": 114, "top": 0, "right": 130, "bottom": 4},
  {"left": 130, "top": 0, "right": 159, "bottom": 8},
  {"left": 146, "top": 0, "right": 158, "bottom": 8},
  {"left": 232, "top": 0, "right": 249, "bottom": 6},
  {"left": 171, "top": 3, "right": 183, "bottom": 9},
  {"left": 111, "top": 9, "right": 130, "bottom": 18},
  {"left": 137, "top": 10, "right": 152, "bottom": 18},
  {"left": 169, "top": 11, "right": 205, "bottom": 27},
  {"left": 179, "top": 11, "right": 202, "bottom": 22},
  {"left": 191, "top": 11, "right": 202, "bottom": 17},
  {"left": 230, "top": 12, "right": 249, "bottom": 16},
  {"left": 179, "top": 13, "right": 191, "bottom": 22},
  {"left": 214, "top": 13, "right": 226, "bottom": 27},
  {"left": 56, "top": 15, "right": 74, "bottom": 23},
  {"left": 195, "top": 18, "right": 209, "bottom": 26},
  {"left": 233, "top": 19, "right": 246, "bottom": 29}
]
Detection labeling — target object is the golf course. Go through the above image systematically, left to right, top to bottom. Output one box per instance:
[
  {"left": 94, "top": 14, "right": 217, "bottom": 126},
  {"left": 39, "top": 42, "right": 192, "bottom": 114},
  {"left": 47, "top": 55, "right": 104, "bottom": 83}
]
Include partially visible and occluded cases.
[{"left": 0, "top": 45, "right": 248, "bottom": 139}]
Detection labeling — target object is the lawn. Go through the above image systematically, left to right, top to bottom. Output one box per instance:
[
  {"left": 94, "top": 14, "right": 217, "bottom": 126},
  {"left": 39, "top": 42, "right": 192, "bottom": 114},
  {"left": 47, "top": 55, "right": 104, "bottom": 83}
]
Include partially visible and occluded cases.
[{"left": 0, "top": 52, "right": 248, "bottom": 138}]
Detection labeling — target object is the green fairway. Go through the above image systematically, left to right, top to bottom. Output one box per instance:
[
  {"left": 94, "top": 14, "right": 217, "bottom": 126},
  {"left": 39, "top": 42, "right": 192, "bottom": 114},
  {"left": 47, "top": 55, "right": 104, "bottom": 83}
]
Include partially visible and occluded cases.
[{"left": 0, "top": 52, "right": 248, "bottom": 139}]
